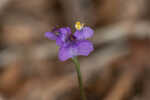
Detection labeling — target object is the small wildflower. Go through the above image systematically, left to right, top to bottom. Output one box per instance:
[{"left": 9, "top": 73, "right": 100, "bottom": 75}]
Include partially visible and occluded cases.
[{"left": 45, "top": 21, "right": 94, "bottom": 61}]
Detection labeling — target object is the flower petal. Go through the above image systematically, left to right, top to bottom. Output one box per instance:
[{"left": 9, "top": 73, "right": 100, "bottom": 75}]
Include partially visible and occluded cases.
[
  {"left": 58, "top": 27, "right": 71, "bottom": 42},
  {"left": 59, "top": 27, "right": 71, "bottom": 35},
  {"left": 74, "top": 27, "right": 94, "bottom": 40},
  {"left": 45, "top": 32, "right": 57, "bottom": 40},
  {"left": 56, "top": 38, "right": 63, "bottom": 46},
  {"left": 58, "top": 40, "right": 94, "bottom": 61},
  {"left": 76, "top": 40, "right": 94, "bottom": 56},
  {"left": 58, "top": 46, "right": 73, "bottom": 61}
]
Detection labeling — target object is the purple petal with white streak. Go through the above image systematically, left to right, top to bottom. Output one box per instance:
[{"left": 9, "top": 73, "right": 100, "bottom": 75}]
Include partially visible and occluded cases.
[
  {"left": 74, "top": 27, "right": 94, "bottom": 40},
  {"left": 76, "top": 40, "right": 94, "bottom": 56}
]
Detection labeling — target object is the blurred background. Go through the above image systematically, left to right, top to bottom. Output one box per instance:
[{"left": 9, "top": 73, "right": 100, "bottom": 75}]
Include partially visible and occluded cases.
[{"left": 0, "top": 0, "right": 150, "bottom": 100}]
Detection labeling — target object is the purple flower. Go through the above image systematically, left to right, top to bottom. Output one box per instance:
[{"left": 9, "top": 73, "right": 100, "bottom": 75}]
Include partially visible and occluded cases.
[{"left": 45, "top": 22, "right": 94, "bottom": 61}]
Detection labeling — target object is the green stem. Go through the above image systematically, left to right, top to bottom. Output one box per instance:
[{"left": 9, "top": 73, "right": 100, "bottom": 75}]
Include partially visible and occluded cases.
[{"left": 72, "top": 57, "right": 87, "bottom": 100}]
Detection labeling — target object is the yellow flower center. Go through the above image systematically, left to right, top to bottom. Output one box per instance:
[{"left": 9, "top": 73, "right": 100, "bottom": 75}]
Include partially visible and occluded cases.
[{"left": 75, "top": 21, "right": 84, "bottom": 30}]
